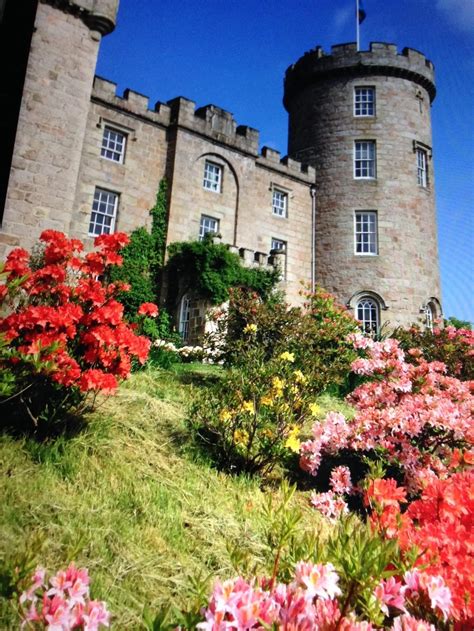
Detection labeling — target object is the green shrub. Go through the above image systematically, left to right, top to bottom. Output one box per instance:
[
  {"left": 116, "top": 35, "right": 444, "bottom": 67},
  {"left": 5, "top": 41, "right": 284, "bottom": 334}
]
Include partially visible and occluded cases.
[{"left": 207, "top": 286, "right": 359, "bottom": 396}]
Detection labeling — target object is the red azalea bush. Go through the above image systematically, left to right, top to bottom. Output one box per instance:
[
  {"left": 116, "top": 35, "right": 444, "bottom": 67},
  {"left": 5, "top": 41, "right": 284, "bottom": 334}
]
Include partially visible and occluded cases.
[
  {"left": 0, "top": 230, "right": 155, "bottom": 429},
  {"left": 300, "top": 334, "right": 474, "bottom": 494},
  {"left": 366, "top": 471, "right": 474, "bottom": 624}
]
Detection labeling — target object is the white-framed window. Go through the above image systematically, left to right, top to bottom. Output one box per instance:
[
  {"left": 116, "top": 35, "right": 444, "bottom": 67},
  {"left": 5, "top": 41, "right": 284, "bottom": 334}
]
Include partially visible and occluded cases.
[
  {"left": 354, "top": 87, "right": 375, "bottom": 117},
  {"left": 101, "top": 126, "right": 126, "bottom": 163},
  {"left": 354, "top": 141, "right": 376, "bottom": 179},
  {"left": 417, "top": 148, "right": 428, "bottom": 187},
  {"left": 203, "top": 160, "right": 222, "bottom": 192},
  {"left": 88, "top": 188, "right": 118, "bottom": 236},
  {"left": 272, "top": 189, "right": 288, "bottom": 218},
  {"left": 355, "top": 211, "right": 378, "bottom": 255},
  {"left": 199, "top": 214, "right": 219, "bottom": 241},
  {"left": 271, "top": 237, "right": 286, "bottom": 252},
  {"left": 179, "top": 294, "right": 191, "bottom": 341},
  {"left": 356, "top": 297, "right": 380, "bottom": 334},
  {"left": 425, "top": 303, "right": 434, "bottom": 332}
]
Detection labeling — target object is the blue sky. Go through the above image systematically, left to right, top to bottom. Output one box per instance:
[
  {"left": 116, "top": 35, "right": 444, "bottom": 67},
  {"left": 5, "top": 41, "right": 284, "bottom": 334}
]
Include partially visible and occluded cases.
[{"left": 96, "top": 0, "right": 474, "bottom": 323}]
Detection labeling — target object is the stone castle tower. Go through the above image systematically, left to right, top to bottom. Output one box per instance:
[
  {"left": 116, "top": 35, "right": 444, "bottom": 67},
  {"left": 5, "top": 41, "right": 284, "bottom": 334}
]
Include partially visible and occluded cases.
[
  {"left": 0, "top": 2, "right": 442, "bottom": 332},
  {"left": 284, "top": 42, "right": 442, "bottom": 330}
]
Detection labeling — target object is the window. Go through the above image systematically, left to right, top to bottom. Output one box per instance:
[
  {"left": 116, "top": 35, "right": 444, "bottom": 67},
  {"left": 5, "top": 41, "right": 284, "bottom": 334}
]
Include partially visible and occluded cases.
[
  {"left": 354, "top": 87, "right": 375, "bottom": 116},
  {"left": 101, "top": 126, "right": 126, "bottom": 163},
  {"left": 354, "top": 141, "right": 376, "bottom": 179},
  {"left": 417, "top": 148, "right": 428, "bottom": 187},
  {"left": 203, "top": 160, "right": 222, "bottom": 192},
  {"left": 88, "top": 188, "right": 118, "bottom": 236},
  {"left": 272, "top": 189, "right": 288, "bottom": 218},
  {"left": 355, "top": 211, "right": 378, "bottom": 255},
  {"left": 199, "top": 214, "right": 219, "bottom": 241},
  {"left": 271, "top": 237, "right": 286, "bottom": 252},
  {"left": 179, "top": 295, "right": 191, "bottom": 341},
  {"left": 356, "top": 297, "right": 379, "bottom": 334},
  {"left": 425, "top": 303, "right": 434, "bottom": 331}
]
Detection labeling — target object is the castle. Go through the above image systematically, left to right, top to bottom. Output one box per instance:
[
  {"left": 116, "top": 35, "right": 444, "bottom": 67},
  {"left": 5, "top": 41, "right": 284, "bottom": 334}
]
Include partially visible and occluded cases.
[{"left": 0, "top": 0, "right": 442, "bottom": 336}]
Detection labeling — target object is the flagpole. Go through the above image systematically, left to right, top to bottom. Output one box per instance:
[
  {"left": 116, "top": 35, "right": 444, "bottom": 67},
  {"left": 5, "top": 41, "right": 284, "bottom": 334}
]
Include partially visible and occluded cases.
[{"left": 356, "top": 0, "right": 360, "bottom": 51}]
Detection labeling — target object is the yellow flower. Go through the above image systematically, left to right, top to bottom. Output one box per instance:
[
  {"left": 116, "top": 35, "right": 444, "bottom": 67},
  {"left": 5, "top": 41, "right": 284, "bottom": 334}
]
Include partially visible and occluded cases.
[
  {"left": 243, "top": 323, "right": 258, "bottom": 334},
  {"left": 279, "top": 351, "right": 295, "bottom": 363},
  {"left": 293, "top": 370, "right": 307, "bottom": 384},
  {"left": 272, "top": 376, "right": 285, "bottom": 395},
  {"left": 290, "top": 384, "right": 299, "bottom": 395},
  {"left": 260, "top": 394, "right": 273, "bottom": 407},
  {"left": 241, "top": 400, "right": 255, "bottom": 414},
  {"left": 309, "top": 402, "right": 321, "bottom": 416},
  {"left": 219, "top": 409, "right": 232, "bottom": 423},
  {"left": 261, "top": 428, "right": 275, "bottom": 440},
  {"left": 234, "top": 429, "right": 249, "bottom": 446},
  {"left": 285, "top": 434, "right": 301, "bottom": 453}
]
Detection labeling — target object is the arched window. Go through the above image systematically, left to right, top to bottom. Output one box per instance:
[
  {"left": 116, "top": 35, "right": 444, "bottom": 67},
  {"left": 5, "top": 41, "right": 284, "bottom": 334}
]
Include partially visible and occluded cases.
[
  {"left": 356, "top": 297, "right": 379, "bottom": 334},
  {"left": 425, "top": 302, "right": 435, "bottom": 331}
]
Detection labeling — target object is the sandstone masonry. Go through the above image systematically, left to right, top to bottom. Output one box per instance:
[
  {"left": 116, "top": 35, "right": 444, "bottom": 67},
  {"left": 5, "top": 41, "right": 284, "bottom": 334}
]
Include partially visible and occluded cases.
[{"left": 0, "top": 1, "right": 443, "bottom": 331}]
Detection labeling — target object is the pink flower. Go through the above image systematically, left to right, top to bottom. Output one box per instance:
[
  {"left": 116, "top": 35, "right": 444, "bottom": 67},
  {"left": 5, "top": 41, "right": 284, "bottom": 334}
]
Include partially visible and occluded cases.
[
  {"left": 329, "top": 466, "right": 353, "bottom": 495},
  {"left": 310, "top": 491, "right": 348, "bottom": 520},
  {"left": 294, "top": 561, "right": 341, "bottom": 600},
  {"left": 419, "top": 574, "right": 452, "bottom": 621},
  {"left": 375, "top": 577, "right": 406, "bottom": 615},
  {"left": 83, "top": 600, "right": 110, "bottom": 630},
  {"left": 390, "top": 614, "right": 436, "bottom": 630}
]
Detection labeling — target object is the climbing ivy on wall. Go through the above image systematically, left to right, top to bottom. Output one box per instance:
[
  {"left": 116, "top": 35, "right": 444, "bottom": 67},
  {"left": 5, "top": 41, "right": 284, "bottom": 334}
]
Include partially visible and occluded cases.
[
  {"left": 110, "top": 179, "right": 170, "bottom": 337},
  {"left": 165, "top": 234, "right": 280, "bottom": 307}
]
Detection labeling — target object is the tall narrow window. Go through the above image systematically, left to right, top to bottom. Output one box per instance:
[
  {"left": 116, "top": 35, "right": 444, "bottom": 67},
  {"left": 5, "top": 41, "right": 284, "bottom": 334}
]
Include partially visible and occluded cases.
[
  {"left": 354, "top": 87, "right": 375, "bottom": 116},
  {"left": 101, "top": 127, "right": 126, "bottom": 163},
  {"left": 354, "top": 141, "right": 376, "bottom": 179},
  {"left": 417, "top": 148, "right": 428, "bottom": 187},
  {"left": 203, "top": 161, "right": 222, "bottom": 192},
  {"left": 88, "top": 188, "right": 118, "bottom": 236},
  {"left": 272, "top": 189, "right": 288, "bottom": 217},
  {"left": 355, "top": 211, "right": 378, "bottom": 255},
  {"left": 199, "top": 214, "right": 219, "bottom": 241},
  {"left": 179, "top": 294, "right": 191, "bottom": 341},
  {"left": 356, "top": 297, "right": 379, "bottom": 334}
]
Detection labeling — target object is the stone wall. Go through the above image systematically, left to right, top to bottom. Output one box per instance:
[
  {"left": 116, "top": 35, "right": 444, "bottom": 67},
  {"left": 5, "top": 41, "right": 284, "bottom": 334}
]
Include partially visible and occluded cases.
[
  {"left": 0, "top": 0, "right": 118, "bottom": 257},
  {"left": 284, "top": 42, "right": 442, "bottom": 327}
]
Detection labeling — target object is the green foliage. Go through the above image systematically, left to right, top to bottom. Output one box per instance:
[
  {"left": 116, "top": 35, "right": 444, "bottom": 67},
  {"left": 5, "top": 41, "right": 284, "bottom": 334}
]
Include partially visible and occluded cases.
[
  {"left": 110, "top": 179, "right": 177, "bottom": 340},
  {"left": 165, "top": 235, "right": 280, "bottom": 307},
  {"left": 209, "top": 286, "right": 359, "bottom": 395},
  {"left": 444, "top": 315, "right": 472, "bottom": 330},
  {"left": 393, "top": 323, "right": 473, "bottom": 380},
  {"left": 189, "top": 344, "right": 316, "bottom": 476}
]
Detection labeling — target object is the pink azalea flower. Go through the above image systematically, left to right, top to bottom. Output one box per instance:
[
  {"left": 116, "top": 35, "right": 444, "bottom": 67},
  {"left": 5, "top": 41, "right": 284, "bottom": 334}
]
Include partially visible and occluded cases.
[
  {"left": 329, "top": 465, "right": 353, "bottom": 495},
  {"left": 294, "top": 561, "right": 341, "bottom": 600},
  {"left": 375, "top": 577, "right": 406, "bottom": 615},
  {"left": 83, "top": 600, "right": 110, "bottom": 631},
  {"left": 390, "top": 614, "right": 436, "bottom": 630}
]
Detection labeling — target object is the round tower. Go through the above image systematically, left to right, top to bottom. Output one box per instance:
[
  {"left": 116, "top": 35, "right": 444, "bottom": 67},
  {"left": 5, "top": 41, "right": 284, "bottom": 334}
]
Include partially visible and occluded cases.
[{"left": 284, "top": 42, "right": 442, "bottom": 331}]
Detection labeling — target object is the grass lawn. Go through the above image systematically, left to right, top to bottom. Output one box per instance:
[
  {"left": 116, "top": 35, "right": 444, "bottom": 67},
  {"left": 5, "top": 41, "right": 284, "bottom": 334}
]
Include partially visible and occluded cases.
[{"left": 0, "top": 363, "right": 350, "bottom": 629}]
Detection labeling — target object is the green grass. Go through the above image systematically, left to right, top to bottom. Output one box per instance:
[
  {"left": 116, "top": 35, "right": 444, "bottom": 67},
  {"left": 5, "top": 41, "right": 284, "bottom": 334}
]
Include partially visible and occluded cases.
[{"left": 0, "top": 364, "right": 350, "bottom": 629}]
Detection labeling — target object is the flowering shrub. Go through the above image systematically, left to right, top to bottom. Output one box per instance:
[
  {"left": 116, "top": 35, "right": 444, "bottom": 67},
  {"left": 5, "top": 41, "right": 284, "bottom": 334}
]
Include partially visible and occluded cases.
[
  {"left": 0, "top": 231, "right": 154, "bottom": 429},
  {"left": 206, "top": 286, "right": 358, "bottom": 396},
  {"left": 393, "top": 324, "right": 474, "bottom": 381},
  {"left": 300, "top": 335, "right": 474, "bottom": 493},
  {"left": 189, "top": 344, "right": 325, "bottom": 475},
  {"left": 366, "top": 472, "right": 474, "bottom": 624},
  {"left": 197, "top": 561, "right": 452, "bottom": 629},
  {"left": 19, "top": 563, "right": 109, "bottom": 630}
]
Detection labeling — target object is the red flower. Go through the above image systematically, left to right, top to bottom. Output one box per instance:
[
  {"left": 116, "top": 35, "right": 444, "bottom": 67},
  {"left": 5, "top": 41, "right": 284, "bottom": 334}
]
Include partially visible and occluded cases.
[{"left": 137, "top": 302, "right": 159, "bottom": 318}]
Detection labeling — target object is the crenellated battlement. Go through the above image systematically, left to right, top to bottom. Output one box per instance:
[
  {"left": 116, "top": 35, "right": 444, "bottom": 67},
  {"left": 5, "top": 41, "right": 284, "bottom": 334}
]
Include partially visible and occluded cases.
[
  {"left": 42, "top": 0, "right": 119, "bottom": 35},
  {"left": 284, "top": 41, "right": 436, "bottom": 109},
  {"left": 91, "top": 77, "right": 314, "bottom": 180},
  {"left": 259, "top": 147, "right": 315, "bottom": 180}
]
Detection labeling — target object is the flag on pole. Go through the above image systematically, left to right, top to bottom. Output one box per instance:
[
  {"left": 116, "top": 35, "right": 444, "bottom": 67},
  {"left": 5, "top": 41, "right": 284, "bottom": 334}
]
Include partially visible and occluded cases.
[{"left": 358, "top": 0, "right": 367, "bottom": 24}]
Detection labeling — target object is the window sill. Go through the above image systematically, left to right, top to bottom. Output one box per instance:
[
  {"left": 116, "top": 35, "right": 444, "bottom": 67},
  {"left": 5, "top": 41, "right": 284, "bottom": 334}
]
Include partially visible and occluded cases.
[{"left": 354, "top": 253, "right": 379, "bottom": 257}]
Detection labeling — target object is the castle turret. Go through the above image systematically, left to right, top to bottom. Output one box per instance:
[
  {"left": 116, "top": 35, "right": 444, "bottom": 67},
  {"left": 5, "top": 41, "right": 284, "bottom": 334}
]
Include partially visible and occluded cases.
[
  {"left": 0, "top": 0, "right": 119, "bottom": 256},
  {"left": 284, "top": 42, "right": 442, "bottom": 330}
]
